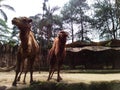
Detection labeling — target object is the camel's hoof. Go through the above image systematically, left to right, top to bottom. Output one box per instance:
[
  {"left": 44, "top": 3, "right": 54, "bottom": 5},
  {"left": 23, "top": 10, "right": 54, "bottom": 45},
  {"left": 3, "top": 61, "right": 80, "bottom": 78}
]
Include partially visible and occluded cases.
[
  {"left": 47, "top": 76, "right": 52, "bottom": 81},
  {"left": 17, "top": 77, "right": 20, "bottom": 81},
  {"left": 57, "top": 77, "right": 62, "bottom": 82},
  {"left": 59, "top": 77, "right": 63, "bottom": 80},
  {"left": 47, "top": 78, "right": 50, "bottom": 81},
  {"left": 57, "top": 78, "right": 61, "bottom": 82},
  {"left": 57, "top": 79, "right": 60, "bottom": 82},
  {"left": 30, "top": 80, "right": 34, "bottom": 85},
  {"left": 12, "top": 82, "right": 17, "bottom": 86}
]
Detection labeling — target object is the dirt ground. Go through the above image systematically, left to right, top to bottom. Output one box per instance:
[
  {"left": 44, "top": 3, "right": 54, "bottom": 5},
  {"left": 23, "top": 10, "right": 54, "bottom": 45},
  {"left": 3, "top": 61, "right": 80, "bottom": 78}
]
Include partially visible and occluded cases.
[{"left": 1, "top": 71, "right": 120, "bottom": 89}]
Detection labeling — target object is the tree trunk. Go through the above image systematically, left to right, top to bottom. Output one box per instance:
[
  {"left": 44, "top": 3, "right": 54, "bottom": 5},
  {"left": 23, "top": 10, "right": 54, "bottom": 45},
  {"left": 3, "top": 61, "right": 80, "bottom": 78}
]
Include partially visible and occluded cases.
[{"left": 71, "top": 21, "right": 74, "bottom": 43}]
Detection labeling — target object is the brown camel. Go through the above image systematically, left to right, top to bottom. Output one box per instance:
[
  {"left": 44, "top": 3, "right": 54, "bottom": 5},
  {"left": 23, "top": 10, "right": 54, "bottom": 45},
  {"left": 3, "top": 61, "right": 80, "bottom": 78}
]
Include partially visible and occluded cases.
[
  {"left": 12, "top": 17, "right": 40, "bottom": 86},
  {"left": 47, "top": 30, "right": 68, "bottom": 82}
]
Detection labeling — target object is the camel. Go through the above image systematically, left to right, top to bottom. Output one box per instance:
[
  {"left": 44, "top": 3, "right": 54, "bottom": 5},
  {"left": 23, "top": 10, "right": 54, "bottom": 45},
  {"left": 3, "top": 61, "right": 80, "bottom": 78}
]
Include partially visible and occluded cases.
[
  {"left": 12, "top": 17, "right": 40, "bottom": 86},
  {"left": 47, "top": 30, "right": 68, "bottom": 82}
]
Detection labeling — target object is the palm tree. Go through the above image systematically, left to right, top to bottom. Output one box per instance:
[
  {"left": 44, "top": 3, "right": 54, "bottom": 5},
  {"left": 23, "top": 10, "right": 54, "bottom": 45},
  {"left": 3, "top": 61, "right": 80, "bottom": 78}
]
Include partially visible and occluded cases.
[
  {"left": 0, "top": 0, "right": 15, "bottom": 21},
  {"left": 0, "top": 0, "right": 15, "bottom": 43},
  {"left": 40, "top": 0, "right": 60, "bottom": 47},
  {"left": 0, "top": 18, "right": 9, "bottom": 43}
]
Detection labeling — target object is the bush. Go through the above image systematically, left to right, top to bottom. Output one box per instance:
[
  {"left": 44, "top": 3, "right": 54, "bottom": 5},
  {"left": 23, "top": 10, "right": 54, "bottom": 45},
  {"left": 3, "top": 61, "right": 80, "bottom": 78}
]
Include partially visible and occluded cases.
[
  {"left": 61, "top": 65, "right": 71, "bottom": 70},
  {"left": 75, "top": 65, "right": 85, "bottom": 69}
]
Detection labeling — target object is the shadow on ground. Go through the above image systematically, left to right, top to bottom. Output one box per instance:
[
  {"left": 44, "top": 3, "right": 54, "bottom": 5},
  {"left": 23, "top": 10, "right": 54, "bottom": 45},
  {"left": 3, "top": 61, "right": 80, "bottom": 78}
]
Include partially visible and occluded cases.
[
  {"left": 4, "top": 80, "right": 120, "bottom": 90},
  {"left": 0, "top": 86, "right": 7, "bottom": 90}
]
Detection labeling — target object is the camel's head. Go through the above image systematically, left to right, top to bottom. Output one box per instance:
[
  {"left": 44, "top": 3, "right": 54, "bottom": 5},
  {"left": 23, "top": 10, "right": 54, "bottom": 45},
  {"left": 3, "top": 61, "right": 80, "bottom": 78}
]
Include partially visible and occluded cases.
[
  {"left": 12, "top": 17, "right": 32, "bottom": 30},
  {"left": 58, "top": 31, "right": 68, "bottom": 42}
]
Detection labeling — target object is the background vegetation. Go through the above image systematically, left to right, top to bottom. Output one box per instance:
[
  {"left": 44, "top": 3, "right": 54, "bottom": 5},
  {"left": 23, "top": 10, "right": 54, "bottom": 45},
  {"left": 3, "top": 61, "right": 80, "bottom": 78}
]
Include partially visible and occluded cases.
[
  {"left": 0, "top": 0, "right": 120, "bottom": 69},
  {"left": 1, "top": 0, "right": 120, "bottom": 45}
]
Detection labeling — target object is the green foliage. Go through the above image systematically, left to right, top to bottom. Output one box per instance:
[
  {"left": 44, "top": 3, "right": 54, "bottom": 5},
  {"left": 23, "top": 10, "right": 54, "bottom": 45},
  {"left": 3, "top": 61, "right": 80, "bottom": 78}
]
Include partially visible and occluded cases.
[
  {"left": 0, "top": 0, "right": 15, "bottom": 21},
  {"left": 0, "top": 0, "right": 15, "bottom": 44},
  {"left": 28, "top": 0, "right": 63, "bottom": 49},
  {"left": 61, "top": 0, "right": 90, "bottom": 42},
  {"left": 91, "top": 0, "right": 120, "bottom": 40},
  {"left": 0, "top": 18, "right": 12, "bottom": 43},
  {"left": 0, "top": 18, "right": 8, "bottom": 29},
  {"left": 11, "top": 26, "right": 19, "bottom": 38},
  {"left": 62, "top": 65, "right": 71, "bottom": 70},
  {"left": 75, "top": 65, "right": 85, "bottom": 69}
]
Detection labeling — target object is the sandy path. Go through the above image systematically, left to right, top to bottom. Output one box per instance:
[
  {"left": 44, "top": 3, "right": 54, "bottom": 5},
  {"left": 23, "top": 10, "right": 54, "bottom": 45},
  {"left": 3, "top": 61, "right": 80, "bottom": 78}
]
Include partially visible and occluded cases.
[{"left": 0, "top": 71, "right": 120, "bottom": 88}]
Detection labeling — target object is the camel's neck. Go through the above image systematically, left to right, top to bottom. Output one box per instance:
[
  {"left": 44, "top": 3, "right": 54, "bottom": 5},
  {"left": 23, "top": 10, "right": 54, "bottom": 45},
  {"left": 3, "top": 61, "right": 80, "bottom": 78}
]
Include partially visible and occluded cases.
[
  {"left": 19, "top": 29, "right": 30, "bottom": 49},
  {"left": 58, "top": 38, "right": 66, "bottom": 52},
  {"left": 59, "top": 38, "right": 66, "bottom": 46}
]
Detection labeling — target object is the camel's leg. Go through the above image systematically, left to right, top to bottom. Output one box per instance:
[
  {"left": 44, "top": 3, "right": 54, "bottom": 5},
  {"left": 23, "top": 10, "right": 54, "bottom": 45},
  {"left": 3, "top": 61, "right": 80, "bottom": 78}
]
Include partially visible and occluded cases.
[
  {"left": 47, "top": 51, "right": 56, "bottom": 81},
  {"left": 12, "top": 53, "right": 21, "bottom": 86},
  {"left": 37, "top": 55, "right": 41, "bottom": 73},
  {"left": 29, "top": 58, "right": 34, "bottom": 84},
  {"left": 23, "top": 59, "right": 28, "bottom": 84},
  {"left": 57, "top": 59, "right": 63, "bottom": 82},
  {"left": 17, "top": 61, "right": 24, "bottom": 81},
  {"left": 12, "top": 64, "right": 21, "bottom": 86},
  {"left": 47, "top": 65, "right": 55, "bottom": 81},
  {"left": 57, "top": 65, "right": 61, "bottom": 82},
  {"left": 47, "top": 66, "right": 53, "bottom": 81},
  {"left": 57, "top": 66, "right": 62, "bottom": 81},
  {"left": 50, "top": 68, "right": 55, "bottom": 79},
  {"left": 57, "top": 68, "right": 63, "bottom": 82},
  {"left": 17, "top": 70, "right": 22, "bottom": 81},
  {"left": 23, "top": 71, "right": 27, "bottom": 84}
]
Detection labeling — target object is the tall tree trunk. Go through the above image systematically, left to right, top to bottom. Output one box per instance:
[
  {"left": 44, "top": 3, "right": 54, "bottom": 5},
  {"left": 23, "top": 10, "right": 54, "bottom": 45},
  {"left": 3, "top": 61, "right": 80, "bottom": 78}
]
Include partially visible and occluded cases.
[
  {"left": 80, "top": 10, "right": 84, "bottom": 42},
  {"left": 71, "top": 21, "right": 74, "bottom": 43},
  {"left": 47, "top": 25, "right": 52, "bottom": 48}
]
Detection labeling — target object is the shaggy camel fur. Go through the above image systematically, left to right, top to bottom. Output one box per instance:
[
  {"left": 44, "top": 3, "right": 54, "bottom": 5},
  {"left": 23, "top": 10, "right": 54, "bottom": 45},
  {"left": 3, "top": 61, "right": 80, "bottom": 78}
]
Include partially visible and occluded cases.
[
  {"left": 12, "top": 17, "right": 40, "bottom": 86},
  {"left": 47, "top": 31, "right": 68, "bottom": 82}
]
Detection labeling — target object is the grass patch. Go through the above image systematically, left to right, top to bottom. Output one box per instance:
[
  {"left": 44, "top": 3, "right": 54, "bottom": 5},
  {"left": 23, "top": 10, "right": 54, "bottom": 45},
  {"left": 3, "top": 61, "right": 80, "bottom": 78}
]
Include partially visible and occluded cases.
[{"left": 11, "top": 80, "right": 120, "bottom": 90}]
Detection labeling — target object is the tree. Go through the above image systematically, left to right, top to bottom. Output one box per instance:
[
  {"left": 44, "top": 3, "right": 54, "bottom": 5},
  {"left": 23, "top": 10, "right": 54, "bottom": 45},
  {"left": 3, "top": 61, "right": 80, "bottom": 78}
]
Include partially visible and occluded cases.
[
  {"left": 0, "top": 0, "right": 15, "bottom": 21},
  {"left": 0, "top": 0, "right": 15, "bottom": 43},
  {"left": 40, "top": 0, "right": 61, "bottom": 47},
  {"left": 61, "top": 0, "right": 90, "bottom": 42},
  {"left": 91, "top": 0, "right": 120, "bottom": 40},
  {"left": 61, "top": 2, "right": 76, "bottom": 42},
  {"left": 30, "top": 14, "right": 42, "bottom": 42},
  {"left": 52, "top": 15, "right": 63, "bottom": 37},
  {"left": 0, "top": 18, "right": 10, "bottom": 43},
  {"left": 10, "top": 25, "right": 19, "bottom": 44}
]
